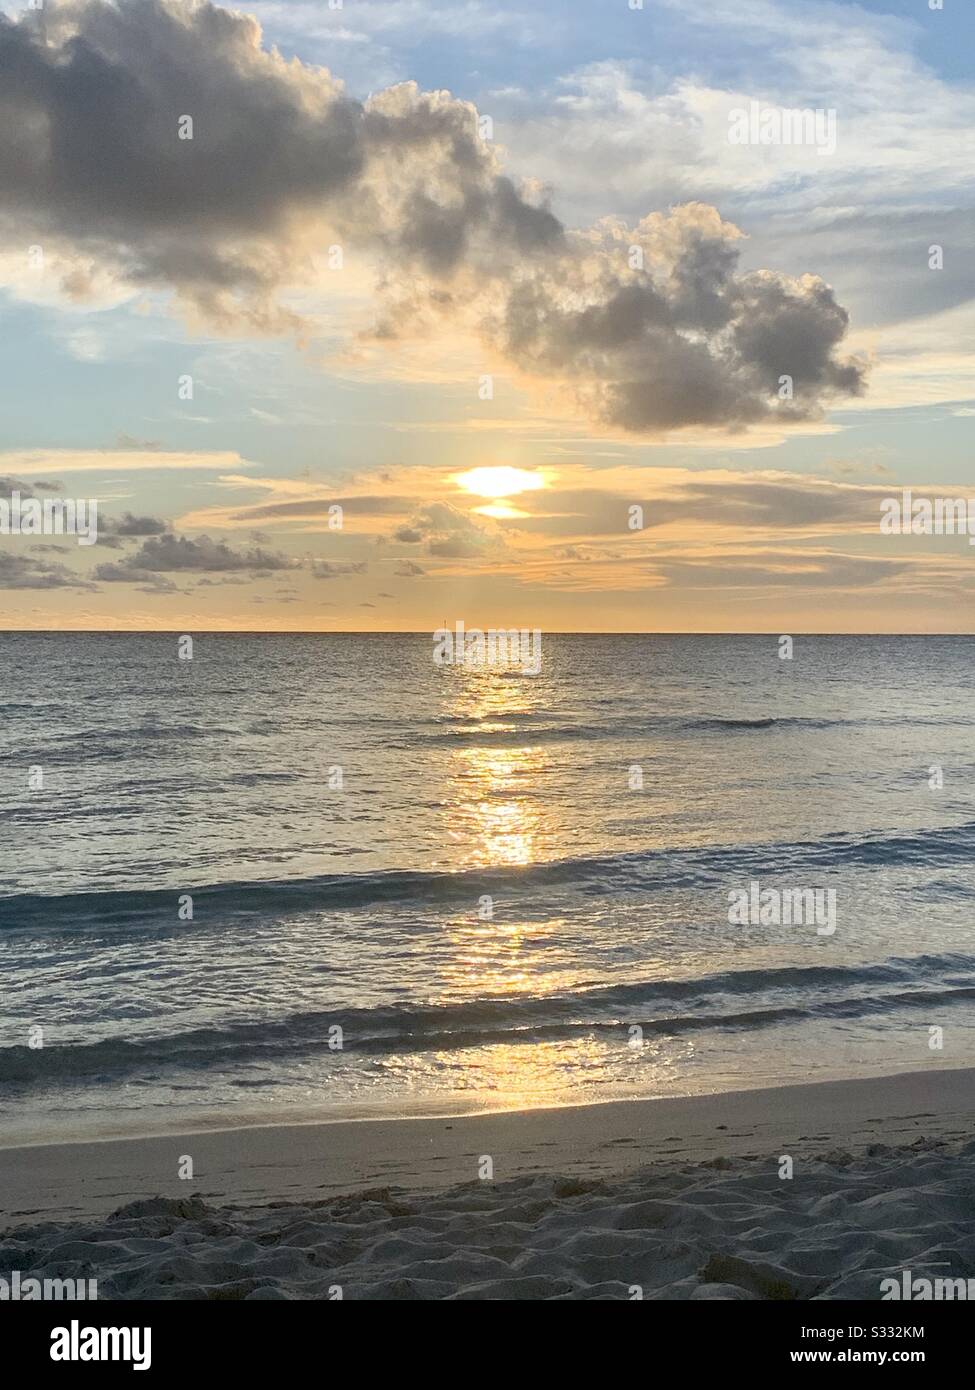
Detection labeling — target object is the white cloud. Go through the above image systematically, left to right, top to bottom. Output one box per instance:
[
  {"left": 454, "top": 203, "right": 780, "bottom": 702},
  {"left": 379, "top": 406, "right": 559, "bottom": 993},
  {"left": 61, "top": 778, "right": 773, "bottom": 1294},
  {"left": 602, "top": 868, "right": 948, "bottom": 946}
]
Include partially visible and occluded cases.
[{"left": 1, "top": 449, "right": 253, "bottom": 474}]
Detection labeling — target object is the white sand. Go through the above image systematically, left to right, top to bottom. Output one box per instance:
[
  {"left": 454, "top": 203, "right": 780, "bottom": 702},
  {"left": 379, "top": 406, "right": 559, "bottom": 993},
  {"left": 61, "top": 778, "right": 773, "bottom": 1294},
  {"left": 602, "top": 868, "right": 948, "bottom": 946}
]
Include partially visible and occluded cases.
[{"left": 2, "top": 1067, "right": 973, "bottom": 1299}]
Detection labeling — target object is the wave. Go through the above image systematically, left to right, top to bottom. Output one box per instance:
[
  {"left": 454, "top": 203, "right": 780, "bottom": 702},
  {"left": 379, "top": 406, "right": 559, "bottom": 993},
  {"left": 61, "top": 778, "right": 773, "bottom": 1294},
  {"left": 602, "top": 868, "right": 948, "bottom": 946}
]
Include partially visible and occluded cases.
[
  {"left": 8, "top": 710, "right": 970, "bottom": 763},
  {"left": 399, "top": 711, "right": 969, "bottom": 746},
  {"left": 402, "top": 714, "right": 821, "bottom": 745},
  {"left": 687, "top": 716, "right": 779, "bottom": 730},
  {"left": 3, "top": 821, "right": 975, "bottom": 933},
  {"left": 2, "top": 954, "right": 972, "bottom": 1088}
]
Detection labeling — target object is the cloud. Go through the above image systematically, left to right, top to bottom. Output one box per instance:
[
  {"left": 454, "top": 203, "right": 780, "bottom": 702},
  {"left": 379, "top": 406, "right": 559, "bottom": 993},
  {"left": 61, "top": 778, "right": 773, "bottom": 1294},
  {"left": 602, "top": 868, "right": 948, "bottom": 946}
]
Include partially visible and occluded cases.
[
  {"left": 0, "top": 0, "right": 865, "bottom": 435},
  {"left": 0, "top": 0, "right": 558, "bottom": 322},
  {"left": 485, "top": 208, "right": 865, "bottom": 432},
  {"left": 115, "top": 433, "right": 162, "bottom": 451},
  {"left": 0, "top": 448, "right": 250, "bottom": 474},
  {"left": 176, "top": 460, "right": 909, "bottom": 569},
  {"left": 174, "top": 472, "right": 421, "bottom": 533},
  {"left": 512, "top": 472, "right": 893, "bottom": 540},
  {"left": 0, "top": 474, "right": 61, "bottom": 493},
  {"left": 235, "top": 495, "right": 410, "bottom": 522},
  {"left": 393, "top": 499, "right": 498, "bottom": 557},
  {"left": 95, "top": 511, "right": 170, "bottom": 547},
  {"left": 106, "top": 512, "right": 169, "bottom": 537},
  {"left": 93, "top": 532, "right": 292, "bottom": 579},
  {"left": 428, "top": 534, "right": 488, "bottom": 558},
  {"left": 0, "top": 549, "right": 93, "bottom": 589},
  {"left": 655, "top": 549, "right": 912, "bottom": 591},
  {"left": 310, "top": 559, "right": 368, "bottom": 579},
  {"left": 192, "top": 575, "right": 253, "bottom": 587}
]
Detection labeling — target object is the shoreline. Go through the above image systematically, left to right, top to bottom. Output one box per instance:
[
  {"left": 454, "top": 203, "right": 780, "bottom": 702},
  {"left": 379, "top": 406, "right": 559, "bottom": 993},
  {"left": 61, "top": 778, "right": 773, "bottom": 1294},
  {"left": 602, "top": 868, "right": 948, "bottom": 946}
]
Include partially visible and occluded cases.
[
  {"left": 5, "top": 1054, "right": 971, "bottom": 1154},
  {"left": 2, "top": 1065, "right": 972, "bottom": 1227},
  {"left": 3, "top": 1066, "right": 974, "bottom": 1300}
]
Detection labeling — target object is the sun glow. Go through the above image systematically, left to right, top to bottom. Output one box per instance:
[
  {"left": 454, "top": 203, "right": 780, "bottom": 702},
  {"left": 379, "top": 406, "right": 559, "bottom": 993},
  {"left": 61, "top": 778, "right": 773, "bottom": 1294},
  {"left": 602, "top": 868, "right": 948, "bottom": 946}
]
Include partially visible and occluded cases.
[
  {"left": 454, "top": 466, "right": 546, "bottom": 500},
  {"left": 472, "top": 502, "right": 530, "bottom": 519}
]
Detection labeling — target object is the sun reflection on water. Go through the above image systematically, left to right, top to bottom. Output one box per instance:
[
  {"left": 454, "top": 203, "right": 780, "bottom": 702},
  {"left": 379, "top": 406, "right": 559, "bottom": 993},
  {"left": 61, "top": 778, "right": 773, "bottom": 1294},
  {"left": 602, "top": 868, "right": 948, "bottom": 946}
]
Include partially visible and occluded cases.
[
  {"left": 429, "top": 665, "right": 598, "bottom": 1107},
  {"left": 441, "top": 665, "right": 550, "bottom": 870},
  {"left": 453, "top": 746, "right": 540, "bottom": 867},
  {"left": 439, "top": 911, "right": 561, "bottom": 999}
]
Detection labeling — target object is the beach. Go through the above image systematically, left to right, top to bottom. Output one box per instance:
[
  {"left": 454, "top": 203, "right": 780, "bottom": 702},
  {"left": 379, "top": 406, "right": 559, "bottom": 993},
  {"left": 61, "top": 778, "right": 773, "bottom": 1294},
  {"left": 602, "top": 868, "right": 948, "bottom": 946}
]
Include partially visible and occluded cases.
[
  {"left": 3, "top": 0, "right": 973, "bottom": 1338},
  {"left": 4, "top": 634, "right": 975, "bottom": 1305},
  {"left": 2, "top": 1067, "right": 973, "bottom": 1300}
]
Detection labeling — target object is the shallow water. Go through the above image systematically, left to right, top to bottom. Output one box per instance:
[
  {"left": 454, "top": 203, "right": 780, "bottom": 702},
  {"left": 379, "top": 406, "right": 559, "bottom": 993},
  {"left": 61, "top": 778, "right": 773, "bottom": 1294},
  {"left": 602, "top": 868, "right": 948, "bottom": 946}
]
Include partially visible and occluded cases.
[{"left": 2, "top": 632, "right": 974, "bottom": 1143}]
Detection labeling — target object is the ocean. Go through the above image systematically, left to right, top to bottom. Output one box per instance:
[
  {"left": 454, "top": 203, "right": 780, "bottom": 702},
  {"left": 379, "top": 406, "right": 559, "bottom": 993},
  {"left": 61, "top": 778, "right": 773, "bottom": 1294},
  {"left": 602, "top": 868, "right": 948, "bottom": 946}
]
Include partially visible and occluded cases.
[{"left": 2, "top": 631, "right": 974, "bottom": 1145}]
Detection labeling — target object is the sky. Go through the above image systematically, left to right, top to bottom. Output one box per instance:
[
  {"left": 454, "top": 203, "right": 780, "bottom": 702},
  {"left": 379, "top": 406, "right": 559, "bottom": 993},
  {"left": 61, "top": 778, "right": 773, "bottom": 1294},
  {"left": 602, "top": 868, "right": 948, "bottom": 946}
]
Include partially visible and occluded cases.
[{"left": 0, "top": 0, "right": 973, "bottom": 632}]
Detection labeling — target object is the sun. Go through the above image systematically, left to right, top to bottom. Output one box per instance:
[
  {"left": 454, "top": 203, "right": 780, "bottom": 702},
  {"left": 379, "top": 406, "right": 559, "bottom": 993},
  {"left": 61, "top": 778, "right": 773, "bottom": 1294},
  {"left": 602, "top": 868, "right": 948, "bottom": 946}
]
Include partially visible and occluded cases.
[{"left": 454, "top": 467, "right": 546, "bottom": 500}]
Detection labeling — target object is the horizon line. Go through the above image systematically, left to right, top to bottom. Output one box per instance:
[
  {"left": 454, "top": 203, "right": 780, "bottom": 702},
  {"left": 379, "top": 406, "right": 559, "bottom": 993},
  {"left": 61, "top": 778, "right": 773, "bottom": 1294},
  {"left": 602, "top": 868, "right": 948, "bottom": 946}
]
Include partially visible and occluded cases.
[{"left": 2, "top": 629, "right": 974, "bottom": 639}]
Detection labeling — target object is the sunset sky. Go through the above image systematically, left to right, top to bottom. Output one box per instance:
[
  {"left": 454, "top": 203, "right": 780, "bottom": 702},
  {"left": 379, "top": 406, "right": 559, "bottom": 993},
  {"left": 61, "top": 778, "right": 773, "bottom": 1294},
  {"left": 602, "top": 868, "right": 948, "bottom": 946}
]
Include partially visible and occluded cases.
[{"left": 1, "top": 0, "right": 973, "bottom": 632}]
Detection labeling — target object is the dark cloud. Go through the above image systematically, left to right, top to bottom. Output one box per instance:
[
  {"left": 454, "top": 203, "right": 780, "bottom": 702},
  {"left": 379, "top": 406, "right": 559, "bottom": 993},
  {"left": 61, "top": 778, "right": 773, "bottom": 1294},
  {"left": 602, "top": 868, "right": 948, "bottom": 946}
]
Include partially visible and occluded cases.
[
  {"left": 0, "top": 0, "right": 866, "bottom": 435},
  {"left": 0, "top": 0, "right": 556, "bottom": 332},
  {"left": 494, "top": 211, "right": 865, "bottom": 432},
  {"left": 0, "top": 475, "right": 62, "bottom": 493},
  {"left": 394, "top": 500, "right": 496, "bottom": 558},
  {"left": 96, "top": 511, "right": 170, "bottom": 547},
  {"left": 109, "top": 512, "right": 169, "bottom": 536},
  {"left": 93, "top": 531, "right": 291, "bottom": 578},
  {"left": 0, "top": 549, "right": 93, "bottom": 589},
  {"left": 310, "top": 559, "right": 368, "bottom": 580},
  {"left": 90, "top": 561, "right": 177, "bottom": 590}
]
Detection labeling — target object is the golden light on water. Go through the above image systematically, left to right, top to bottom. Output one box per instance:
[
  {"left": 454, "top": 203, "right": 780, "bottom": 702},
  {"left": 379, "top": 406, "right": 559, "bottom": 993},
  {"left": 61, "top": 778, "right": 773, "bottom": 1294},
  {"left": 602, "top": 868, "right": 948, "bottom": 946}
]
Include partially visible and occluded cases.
[
  {"left": 428, "top": 667, "right": 679, "bottom": 1108},
  {"left": 436, "top": 669, "right": 546, "bottom": 996},
  {"left": 452, "top": 745, "right": 540, "bottom": 867},
  {"left": 443, "top": 915, "right": 542, "bottom": 997}
]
